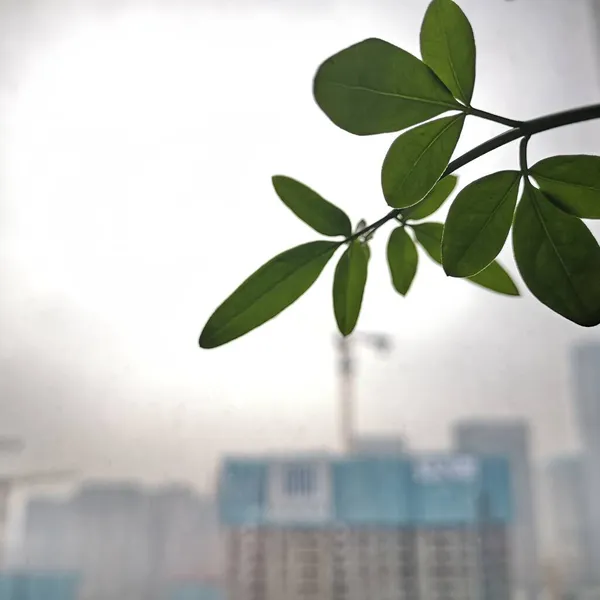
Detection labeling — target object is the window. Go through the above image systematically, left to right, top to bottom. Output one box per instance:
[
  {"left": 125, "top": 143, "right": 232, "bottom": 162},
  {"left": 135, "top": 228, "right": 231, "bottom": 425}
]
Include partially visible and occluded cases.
[{"left": 283, "top": 465, "right": 316, "bottom": 496}]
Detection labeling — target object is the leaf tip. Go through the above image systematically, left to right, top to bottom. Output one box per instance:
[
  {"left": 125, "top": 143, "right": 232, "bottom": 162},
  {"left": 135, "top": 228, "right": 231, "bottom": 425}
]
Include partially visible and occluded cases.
[
  {"left": 271, "top": 174, "right": 284, "bottom": 188},
  {"left": 441, "top": 260, "right": 453, "bottom": 277},
  {"left": 501, "top": 284, "right": 520, "bottom": 297},
  {"left": 198, "top": 323, "right": 219, "bottom": 349},
  {"left": 198, "top": 334, "right": 213, "bottom": 350}
]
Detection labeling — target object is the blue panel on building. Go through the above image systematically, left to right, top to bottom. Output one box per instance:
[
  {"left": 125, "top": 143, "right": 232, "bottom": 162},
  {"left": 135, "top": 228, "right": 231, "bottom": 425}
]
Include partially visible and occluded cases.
[
  {"left": 218, "top": 454, "right": 512, "bottom": 527},
  {"left": 480, "top": 456, "right": 513, "bottom": 521},
  {"left": 219, "top": 459, "right": 266, "bottom": 524},
  {"left": 333, "top": 459, "right": 411, "bottom": 524},
  {"left": 333, "top": 459, "right": 379, "bottom": 524},
  {"left": 410, "top": 476, "right": 479, "bottom": 525},
  {"left": 0, "top": 573, "right": 78, "bottom": 600},
  {"left": 23, "top": 574, "right": 78, "bottom": 600},
  {"left": 0, "top": 577, "right": 13, "bottom": 600},
  {"left": 167, "top": 583, "right": 224, "bottom": 600}
]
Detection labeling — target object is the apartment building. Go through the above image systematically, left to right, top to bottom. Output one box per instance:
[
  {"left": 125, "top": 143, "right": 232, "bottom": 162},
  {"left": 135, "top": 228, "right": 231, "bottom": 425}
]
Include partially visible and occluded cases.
[{"left": 219, "top": 453, "right": 512, "bottom": 600}]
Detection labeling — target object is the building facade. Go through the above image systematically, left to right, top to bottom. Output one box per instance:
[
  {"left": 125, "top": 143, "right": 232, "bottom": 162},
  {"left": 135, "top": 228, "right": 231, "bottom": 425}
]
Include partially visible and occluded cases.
[
  {"left": 452, "top": 420, "right": 537, "bottom": 600},
  {"left": 219, "top": 453, "right": 512, "bottom": 600},
  {"left": 545, "top": 455, "right": 589, "bottom": 591},
  {"left": 22, "top": 482, "right": 220, "bottom": 600},
  {"left": 0, "top": 573, "right": 79, "bottom": 600}
]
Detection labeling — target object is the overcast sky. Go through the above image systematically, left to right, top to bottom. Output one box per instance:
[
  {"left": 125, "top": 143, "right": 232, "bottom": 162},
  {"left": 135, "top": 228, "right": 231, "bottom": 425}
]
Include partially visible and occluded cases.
[{"left": 0, "top": 0, "right": 599, "bottom": 492}]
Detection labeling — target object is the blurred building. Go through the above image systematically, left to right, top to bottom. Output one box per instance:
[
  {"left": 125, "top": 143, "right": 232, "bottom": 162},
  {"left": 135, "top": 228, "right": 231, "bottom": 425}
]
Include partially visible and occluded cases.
[
  {"left": 572, "top": 343, "right": 600, "bottom": 586},
  {"left": 452, "top": 420, "right": 538, "bottom": 600},
  {"left": 350, "top": 435, "right": 406, "bottom": 456},
  {"left": 219, "top": 452, "right": 512, "bottom": 600},
  {"left": 545, "top": 455, "right": 589, "bottom": 592},
  {"left": 22, "top": 482, "right": 220, "bottom": 600},
  {"left": 21, "top": 497, "right": 79, "bottom": 571},
  {"left": 0, "top": 572, "right": 79, "bottom": 600},
  {"left": 166, "top": 580, "right": 223, "bottom": 600}
]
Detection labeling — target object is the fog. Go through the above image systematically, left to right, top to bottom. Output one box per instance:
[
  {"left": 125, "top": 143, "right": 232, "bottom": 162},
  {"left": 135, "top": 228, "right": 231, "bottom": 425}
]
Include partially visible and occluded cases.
[{"left": 0, "top": 0, "right": 599, "bottom": 598}]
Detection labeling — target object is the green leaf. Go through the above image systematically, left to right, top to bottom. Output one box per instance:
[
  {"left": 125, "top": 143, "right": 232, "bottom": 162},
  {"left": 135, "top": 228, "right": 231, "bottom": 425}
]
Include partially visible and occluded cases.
[
  {"left": 420, "top": 0, "right": 476, "bottom": 105},
  {"left": 313, "top": 38, "right": 461, "bottom": 136},
  {"left": 382, "top": 115, "right": 465, "bottom": 209},
  {"left": 530, "top": 155, "right": 600, "bottom": 219},
  {"left": 442, "top": 171, "right": 521, "bottom": 277},
  {"left": 403, "top": 175, "right": 458, "bottom": 220},
  {"left": 272, "top": 176, "right": 352, "bottom": 237},
  {"left": 513, "top": 183, "right": 600, "bottom": 326},
  {"left": 414, "top": 221, "right": 518, "bottom": 296},
  {"left": 412, "top": 222, "right": 444, "bottom": 263},
  {"left": 387, "top": 227, "right": 419, "bottom": 295},
  {"left": 200, "top": 241, "right": 339, "bottom": 348},
  {"left": 333, "top": 241, "right": 369, "bottom": 335},
  {"left": 363, "top": 243, "right": 371, "bottom": 261},
  {"left": 467, "top": 261, "right": 519, "bottom": 296}
]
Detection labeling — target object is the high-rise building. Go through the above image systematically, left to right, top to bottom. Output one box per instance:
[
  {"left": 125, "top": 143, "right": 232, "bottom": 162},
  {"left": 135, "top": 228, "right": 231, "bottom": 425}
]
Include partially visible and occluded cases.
[
  {"left": 571, "top": 343, "right": 600, "bottom": 585},
  {"left": 452, "top": 420, "right": 537, "bottom": 600},
  {"left": 219, "top": 452, "right": 512, "bottom": 600},
  {"left": 545, "top": 455, "right": 589, "bottom": 591}
]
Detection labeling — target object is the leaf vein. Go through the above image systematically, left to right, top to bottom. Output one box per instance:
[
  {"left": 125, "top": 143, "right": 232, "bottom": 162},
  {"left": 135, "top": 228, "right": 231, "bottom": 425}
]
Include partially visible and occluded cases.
[
  {"left": 440, "top": 3, "right": 466, "bottom": 103},
  {"left": 325, "top": 81, "right": 459, "bottom": 109},
  {"left": 392, "top": 116, "right": 462, "bottom": 200},
  {"left": 452, "top": 174, "right": 520, "bottom": 272},
  {"left": 534, "top": 174, "right": 600, "bottom": 194},
  {"left": 529, "top": 190, "right": 587, "bottom": 313},
  {"left": 210, "top": 245, "right": 336, "bottom": 341}
]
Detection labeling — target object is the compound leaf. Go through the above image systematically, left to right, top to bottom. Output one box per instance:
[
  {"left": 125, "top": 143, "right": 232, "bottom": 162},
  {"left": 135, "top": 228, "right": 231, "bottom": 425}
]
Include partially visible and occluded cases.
[
  {"left": 420, "top": 0, "right": 476, "bottom": 105},
  {"left": 313, "top": 38, "right": 461, "bottom": 136},
  {"left": 382, "top": 114, "right": 464, "bottom": 209},
  {"left": 530, "top": 155, "right": 600, "bottom": 219},
  {"left": 442, "top": 170, "right": 521, "bottom": 277},
  {"left": 403, "top": 175, "right": 458, "bottom": 221},
  {"left": 272, "top": 176, "right": 352, "bottom": 237},
  {"left": 513, "top": 183, "right": 600, "bottom": 326},
  {"left": 414, "top": 221, "right": 519, "bottom": 296},
  {"left": 412, "top": 222, "right": 444, "bottom": 263},
  {"left": 387, "top": 227, "right": 419, "bottom": 295},
  {"left": 200, "top": 241, "right": 340, "bottom": 348},
  {"left": 333, "top": 241, "right": 369, "bottom": 335},
  {"left": 467, "top": 260, "right": 519, "bottom": 296}
]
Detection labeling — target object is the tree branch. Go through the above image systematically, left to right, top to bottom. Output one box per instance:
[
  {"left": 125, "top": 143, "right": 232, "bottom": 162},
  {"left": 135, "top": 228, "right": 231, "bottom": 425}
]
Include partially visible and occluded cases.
[{"left": 346, "top": 103, "right": 600, "bottom": 243}]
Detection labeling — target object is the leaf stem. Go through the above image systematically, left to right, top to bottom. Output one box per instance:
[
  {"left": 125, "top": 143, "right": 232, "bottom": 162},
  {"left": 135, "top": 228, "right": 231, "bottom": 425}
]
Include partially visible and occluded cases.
[
  {"left": 346, "top": 102, "right": 600, "bottom": 244},
  {"left": 444, "top": 103, "right": 600, "bottom": 177},
  {"left": 467, "top": 107, "right": 523, "bottom": 128},
  {"left": 519, "top": 135, "right": 531, "bottom": 175},
  {"left": 345, "top": 209, "right": 401, "bottom": 243}
]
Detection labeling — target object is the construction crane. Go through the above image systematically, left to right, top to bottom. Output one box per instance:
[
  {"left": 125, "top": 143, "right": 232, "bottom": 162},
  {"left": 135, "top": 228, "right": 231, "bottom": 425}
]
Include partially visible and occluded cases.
[{"left": 335, "top": 333, "right": 392, "bottom": 453}]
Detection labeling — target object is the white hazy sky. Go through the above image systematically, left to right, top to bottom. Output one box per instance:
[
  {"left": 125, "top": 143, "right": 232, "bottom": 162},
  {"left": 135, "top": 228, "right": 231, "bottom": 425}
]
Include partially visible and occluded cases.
[{"left": 0, "top": 0, "right": 599, "bottom": 492}]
